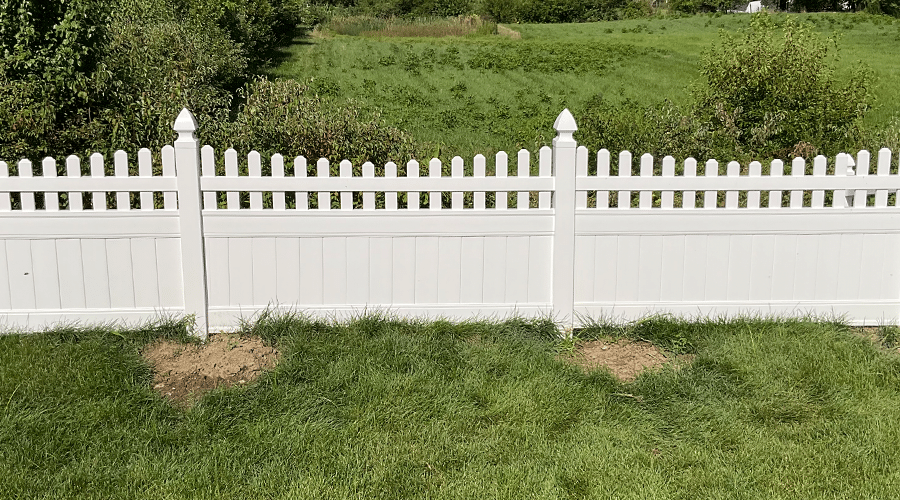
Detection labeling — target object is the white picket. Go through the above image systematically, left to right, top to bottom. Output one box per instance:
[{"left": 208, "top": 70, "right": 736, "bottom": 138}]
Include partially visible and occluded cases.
[
  {"left": 201, "top": 145, "right": 217, "bottom": 210},
  {"left": 162, "top": 146, "right": 177, "bottom": 210},
  {"left": 539, "top": 146, "right": 551, "bottom": 209},
  {"left": 576, "top": 147, "right": 588, "bottom": 209},
  {"left": 138, "top": 148, "right": 154, "bottom": 211},
  {"left": 876, "top": 148, "right": 890, "bottom": 207},
  {"left": 225, "top": 149, "right": 240, "bottom": 210},
  {"left": 517, "top": 149, "right": 529, "bottom": 209},
  {"left": 596, "top": 149, "right": 610, "bottom": 209},
  {"left": 114, "top": 151, "right": 130, "bottom": 211},
  {"left": 249, "top": 151, "right": 263, "bottom": 210},
  {"left": 494, "top": 151, "right": 506, "bottom": 210},
  {"left": 617, "top": 151, "right": 631, "bottom": 209},
  {"left": 854, "top": 151, "right": 870, "bottom": 208},
  {"left": 639, "top": 153, "right": 653, "bottom": 208},
  {"left": 272, "top": 154, "right": 285, "bottom": 211},
  {"left": 475, "top": 155, "right": 486, "bottom": 210},
  {"left": 294, "top": 156, "right": 308, "bottom": 210},
  {"left": 661, "top": 156, "right": 675, "bottom": 209},
  {"left": 812, "top": 156, "right": 826, "bottom": 208},
  {"left": 42, "top": 157, "right": 58, "bottom": 211},
  {"left": 452, "top": 157, "right": 464, "bottom": 209},
  {"left": 790, "top": 157, "right": 805, "bottom": 208},
  {"left": 317, "top": 158, "right": 330, "bottom": 211},
  {"left": 429, "top": 158, "right": 441, "bottom": 211},
  {"left": 683, "top": 158, "right": 696, "bottom": 209},
  {"left": 19, "top": 160, "right": 35, "bottom": 211},
  {"left": 340, "top": 160, "right": 352, "bottom": 211},
  {"left": 407, "top": 160, "right": 420, "bottom": 211},
  {"left": 704, "top": 160, "right": 718, "bottom": 209},
  {"left": 725, "top": 161, "right": 739, "bottom": 209},
  {"left": 748, "top": 161, "right": 761, "bottom": 209},
  {"left": 362, "top": 162, "right": 375, "bottom": 210},
  {"left": 385, "top": 162, "right": 398, "bottom": 210}
]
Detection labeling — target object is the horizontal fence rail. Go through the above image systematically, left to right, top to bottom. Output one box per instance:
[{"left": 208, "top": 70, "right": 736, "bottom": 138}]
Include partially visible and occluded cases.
[{"left": 2, "top": 108, "right": 899, "bottom": 337}]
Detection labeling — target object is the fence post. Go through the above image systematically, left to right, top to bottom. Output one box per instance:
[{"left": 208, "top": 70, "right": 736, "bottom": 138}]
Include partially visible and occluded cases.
[
  {"left": 173, "top": 108, "right": 209, "bottom": 340},
  {"left": 552, "top": 109, "right": 578, "bottom": 331}
]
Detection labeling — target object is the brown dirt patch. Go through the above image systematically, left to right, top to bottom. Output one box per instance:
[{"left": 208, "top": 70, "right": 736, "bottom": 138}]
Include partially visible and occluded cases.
[
  {"left": 497, "top": 25, "right": 522, "bottom": 39},
  {"left": 143, "top": 333, "right": 280, "bottom": 406},
  {"left": 563, "top": 339, "right": 693, "bottom": 382}
]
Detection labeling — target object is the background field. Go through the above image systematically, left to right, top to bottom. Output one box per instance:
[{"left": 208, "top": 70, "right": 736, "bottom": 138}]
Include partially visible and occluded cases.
[{"left": 270, "top": 13, "right": 900, "bottom": 158}]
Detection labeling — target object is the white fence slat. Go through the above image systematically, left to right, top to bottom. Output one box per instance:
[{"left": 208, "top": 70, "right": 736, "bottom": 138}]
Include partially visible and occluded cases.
[
  {"left": 201, "top": 145, "right": 217, "bottom": 211},
  {"left": 162, "top": 146, "right": 177, "bottom": 210},
  {"left": 539, "top": 146, "right": 551, "bottom": 209},
  {"left": 576, "top": 146, "right": 588, "bottom": 209},
  {"left": 138, "top": 148, "right": 154, "bottom": 211},
  {"left": 876, "top": 148, "right": 890, "bottom": 207},
  {"left": 225, "top": 149, "right": 240, "bottom": 210},
  {"left": 517, "top": 149, "right": 529, "bottom": 209},
  {"left": 596, "top": 149, "right": 610, "bottom": 209},
  {"left": 114, "top": 151, "right": 130, "bottom": 211},
  {"left": 249, "top": 151, "right": 263, "bottom": 210},
  {"left": 617, "top": 151, "right": 632, "bottom": 209},
  {"left": 853, "top": 151, "right": 870, "bottom": 208},
  {"left": 494, "top": 152, "right": 507, "bottom": 210},
  {"left": 639, "top": 153, "right": 653, "bottom": 209},
  {"left": 272, "top": 154, "right": 286, "bottom": 211},
  {"left": 832, "top": 154, "right": 847, "bottom": 209},
  {"left": 65, "top": 155, "right": 84, "bottom": 212},
  {"left": 475, "top": 155, "right": 486, "bottom": 210},
  {"left": 294, "top": 156, "right": 308, "bottom": 211},
  {"left": 662, "top": 156, "right": 675, "bottom": 209},
  {"left": 811, "top": 156, "right": 826, "bottom": 208},
  {"left": 42, "top": 157, "right": 59, "bottom": 211},
  {"left": 452, "top": 157, "right": 464, "bottom": 209},
  {"left": 790, "top": 157, "right": 805, "bottom": 208},
  {"left": 317, "top": 158, "right": 330, "bottom": 211},
  {"left": 429, "top": 158, "right": 441, "bottom": 211},
  {"left": 683, "top": 158, "right": 696, "bottom": 209},
  {"left": 769, "top": 159, "right": 783, "bottom": 209},
  {"left": 19, "top": 160, "right": 35, "bottom": 211},
  {"left": 339, "top": 160, "right": 352, "bottom": 211},
  {"left": 407, "top": 160, "right": 420, "bottom": 211},
  {"left": 704, "top": 160, "right": 718, "bottom": 209},
  {"left": 726, "top": 161, "right": 739, "bottom": 209},
  {"left": 748, "top": 161, "right": 761, "bottom": 209},
  {"left": 0, "top": 162, "right": 9, "bottom": 211},
  {"left": 362, "top": 162, "right": 375, "bottom": 210},
  {"left": 385, "top": 162, "right": 398, "bottom": 210},
  {"left": 814, "top": 233, "right": 840, "bottom": 300},
  {"left": 836, "top": 233, "right": 864, "bottom": 300},
  {"left": 858, "top": 233, "right": 884, "bottom": 299},
  {"left": 748, "top": 234, "right": 776, "bottom": 300},
  {"left": 880, "top": 234, "right": 900, "bottom": 300},
  {"left": 574, "top": 235, "right": 595, "bottom": 303},
  {"left": 637, "top": 235, "right": 663, "bottom": 301},
  {"left": 682, "top": 235, "right": 709, "bottom": 301},
  {"left": 703, "top": 235, "right": 729, "bottom": 300},
  {"left": 726, "top": 235, "right": 752, "bottom": 300},
  {"left": 771, "top": 235, "right": 798, "bottom": 300},
  {"left": 505, "top": 236, "right": 529, "bottom": 304},
  {"left": 527, "top": 236, "right": 551, "bottom": 303},
  {"left": 593, "top": 236, "right": 618, "bottom": 302},
  {"left": 615, "top": 236, "right": 640, "bottom": 301},
  {"left": 659, "top": 236, "right": 685, "bottom": 301},
  {"left": 251, "top": 237, "right": 277, "bottom": 305},
  {"left": 323, "top": 237, "right": 348, "bottom": 304},
  {"left": 345, "top": 237, "right": 369, "bottom": 304},
  {"left": 368, "top": 237, "right": 393, "bottom": 304},
  {"left": 392, "top": 237, "right": 416, "bottom": 303},
  {"left": 414, "top": 237, "right": 439, "bottom": 303},
  {"left": 437, "top": 237, "right": 462, "bottom": 303},
  {"left": 483, "top": 237, "right": 508, "bottom": 304},
  {"left": 131, "top": 238, "right": 160, "bottom": 307},
  {"left": 156, "top": 238, "right": 182, "bottom": 307},
  {"left": 205, "top": 238, "right": 229, "bottom": 307},
  {"left": 227, "top": 238, "right": 254, "bottom": 305},
  {"left": 275, "top": 238, "right": 301, "bottom": 303},
  {"left": 298, "top": 238, "right": 324, "bottom": 304},
  {"left": 459, "top": 238, "right": 484, "bottom": 303},
  {"left": 56, "top": 239, "right": 86, "bottom": 308},
  {"left": 81, "top": 239, "right": 111, "bottom": 308},
  {"left": 106, "top": 239, "right": 135, "bottom": 308},
  {"left": 7, "top": 240, "right": 36, "bottom": 309},
  {"left": 30, "top": 240, "right": 60, "bottom": 309},
  {"left": 0, "top": 242, "right": 10, "bottom": 308}
]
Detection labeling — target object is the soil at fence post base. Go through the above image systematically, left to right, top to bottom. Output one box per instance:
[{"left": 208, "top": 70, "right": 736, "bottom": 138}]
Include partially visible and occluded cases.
[
  {"left": 143, "top": 333, "right": 280, "bottom": 406},
  {"left": 563, "top": 339, "right": 694, "bottom": 381}
]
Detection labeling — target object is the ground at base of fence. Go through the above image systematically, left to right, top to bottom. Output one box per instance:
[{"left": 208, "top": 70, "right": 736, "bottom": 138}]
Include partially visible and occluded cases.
[
  {"left": 143, "top": 333, "right": 280, "bottom": 405},
  {"left": 561, "top": 339, "right": 694, "bottom": 382}
]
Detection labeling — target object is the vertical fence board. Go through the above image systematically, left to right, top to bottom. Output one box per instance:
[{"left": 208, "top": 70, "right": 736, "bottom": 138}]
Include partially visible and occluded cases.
[
  {"left": 201, "top": 146, "right": 217, "bottom": 210},
  {"left": 162, "top": 147, "right": 177, "bottom": 210},
  {"left": 539, "top": 147, "right": 551, "bottom": 209},
  {"left": 576, "top": 147, "right": 588, "bottom": 209},
  {"left": 139, "top": 149, "right": 154, "bottom": 211},
  {"left": 876, "top": 149, "right": 890, "bottom": 207},
  {"left": 517, "top": 150, "right": 529, "bottom": 209},
  {"left": 596, "top": 150, "right": 610, "bottom": 209},
  {"left": 114, "top": 151, "right": 130, "bottom": 211},
  {"left": 617, "top": 151, "right": 632, "bottom": 209},
  {"left": 851, "top": 151, "right": 869, "bottom": 208},
  {"left": 249, "top": 152, "right": 263, "bottom": 210},
  {"left": 494, "top": 152, "right": 507, "bottom": 210},
  {"left": 88, "top": 154, "right": 105, "bottom": 210},
  {"left": 272, "top": 154, "right": 285, "bottom": 211},
  {"left": 639, "top": 154, "right": 653, "bottom": 209},
  {"left": 833, "top": 155, "right": 847, "bottom": 209},
  {"left": 66, "top": 156, "right": 83, "bottom": 211},
  {"left": 294, "top": 156, "right": 308, "bottom": 211},
  {"left": 475, "top": 156, "right": 486, "bottom": 210},
  {"left": 661, "top": 156, "right": 675, "bottom": 209},
  {"left": 812, "top": 156, "right": 826, "bottom": 208},
  {"left": 42, "top": 157, "right": 59, "bottom": 211},
  {"left": 452, "top": 157, "right": 464, "bottom": 209},
  {"left": 790, "top": 157, "right": 805, "bottom": 208},
  {"left": 683, "top": 158, "right": 697, "bottom": 209},
  {"left": 317, "top": 159, "right": 330, "bottom": 211},
  {"left": 429, "top": 159, "right": 441, "bottom": 211},
  {"left": 18, "top": 160, "right": 35, "bottom": 211},
  {"left": 340, "top": 160, "right": 352, "bottom": 211},
  {"left": 407, "top": 160, "right": 419, "bottom": 211},
  {"left": 704, "top": 160, "right": 718, "bottom": 209},
  {"left": 769, "top": 160, "right": 784, "bottom": 209},
  {"left": 748, "top": 161, "right": 761, "bottom": 209},
  {"left": 0, "top": 162, "right": 9, "bottom": 211},
  {"left": 362, "top": 162, "right": 375, "bottom": 210},
  {"left": 385, "top": 162, "right": 398, "bottom": 211},
  {"left": 725, "top": 162, "right": 739, "bottom": 209},
  {"left": 858, "top": 233, "right": 885, "bottom": 300},
  {"left": 813, "top": 234, "right": 841, "bottom": 301},
  {"left": 836, "top": 234, "right": 864, "bottom": 300},
  {"left": 880, "top": 234, "right": 900, "bottom": 301},
  {"left": 574, "top": 235, "right": 596, "bottom": 303},
  {"left": 637, "top": 235, "right": 663, "bottom": 301},
  {"left": 660, "top": 235, "right": 685, "bottom": 302},
  {"left": 703, "top": 235, "right": 729, "bottom": 300},
  {"left": 726, "top": 235, "right": 752, "bottom": 300},
  {"left": 748, "top": 235, "right": 776, "bottom": 301},
  {"left": 771, "top": 235, "right": 798, "bottom": 300},
  {"left": 505, "top": 236, "right": 529, "bottom": 304},
  {"left": 527, "top": 236, "right": 551, "bottom": 304},
  {"left": 593, "top": 236, "right": 619, "bottom": 303},
  {"left": 615, "top": 236, "right": 640, "bottom": 302},
  {"left": 683, "top": 236, "right": 709, "bottom": 302},
  {"left": 251, "top": 237, "right": 277, "bottom": 305},
  {"left": 323, "top": 237, "right": 348, "bottom": 304},
  {"left": 346, "top": 237, "right": 370, "bottom": 304},
  {"left": 369, "top": 237, "right": 393, "bottom": 304},
  {"left": 392, "top": 237, "right": 416, "bottom": 303},
  {"left": 414, "top": 237, "right": 439, "bottom": 303},
  {"left": 437, "top": 237, "right": 462, "bottom": 303},
  {"left": 483, "top": 237, "right": 508, "bottom": 304},
  {"left": 132, "top": 238, "right": 160, "bottom": 307},
  {"left": 156, "top": 238, "right": 183, "bottom": 307},
  {"left": 205, "top": 238, "right": 229, "bottom": 307},
  {"left": 228, "top": 238, "right": 254, "bottom": 306},
  {"left": 275, "top": 238, "right": 301, "bottom": 304},
  {"left": 299, "top": 238, "right": 324, "bottom": 304},
  {"left": 460, "top": 238, "right": 485, "bottom": 304},
  {"left": 56, "top": 239, "right": 86, "bottom": 308},
  {"left": 81, "top": 239, "right": 111, "bottom": 308},
  {"left": 106, "top": 239, "right": 135, "bottom": 309},
  {"left": 7, "top": 240, "right": 36, "bottom": 309},
  {"left": 31, "top": 240, "right": 60, "bottom": 309},
  {"left": 0, "top": 242, "right": 10, "bottom": 308}
]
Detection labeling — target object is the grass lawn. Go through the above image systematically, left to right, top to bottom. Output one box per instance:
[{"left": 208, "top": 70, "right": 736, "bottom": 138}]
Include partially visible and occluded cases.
[
  {"left": 269, "top": 13, "right": 900, "bottom": 159},
  {"left": 2, "top": 315, "right": 899, "bottom": 498}
]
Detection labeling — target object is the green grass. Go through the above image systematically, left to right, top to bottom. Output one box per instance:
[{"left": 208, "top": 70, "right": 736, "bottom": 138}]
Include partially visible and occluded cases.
[
  {"left": 269, "top": 12, "right": 900, "bottom": 159},
  {"left": 3, "top": 314, "right": 900, "bottom": 498}
]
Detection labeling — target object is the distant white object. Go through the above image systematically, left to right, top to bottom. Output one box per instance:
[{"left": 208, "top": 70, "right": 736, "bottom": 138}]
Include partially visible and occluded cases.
[{"left": 745, "top": 1, "right": 762, "bottom": 12}]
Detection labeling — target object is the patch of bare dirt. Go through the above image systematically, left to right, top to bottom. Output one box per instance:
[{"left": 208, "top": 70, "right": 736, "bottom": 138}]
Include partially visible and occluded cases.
[
  {"left": 497, "top": 25, "right": 521, "bottom": 39},
  {"left": 143, "top": 333, "right": 280, "bottom": 405},
  {"left": 563, "top": 339, "right": 693, "bottom": 382}
]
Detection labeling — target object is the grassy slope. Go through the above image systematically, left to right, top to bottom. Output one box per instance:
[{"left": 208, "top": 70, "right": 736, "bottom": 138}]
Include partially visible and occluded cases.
[
  {"left": 269, "top": 13, "right": 900, "bottom": 159},
  {"left": 2, "top": 316, "right": 899, "bottom": 498}
]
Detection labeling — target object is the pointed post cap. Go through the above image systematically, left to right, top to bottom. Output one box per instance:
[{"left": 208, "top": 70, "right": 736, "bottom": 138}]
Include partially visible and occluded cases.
[
  {"left": 173, "top": 108, "right": 198, "bottom": 142},
  {"left": 553, "top": 109, "right": 577, "bottom": 144}
]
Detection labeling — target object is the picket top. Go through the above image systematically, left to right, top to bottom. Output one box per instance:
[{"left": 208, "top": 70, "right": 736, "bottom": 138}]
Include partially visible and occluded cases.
[{"left": 174, "top": 108, "right": 198, "bottom": 142}]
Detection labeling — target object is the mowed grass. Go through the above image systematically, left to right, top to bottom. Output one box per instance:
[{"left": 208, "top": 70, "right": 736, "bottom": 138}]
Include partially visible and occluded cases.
[
  {"left": 270, "top": 13, "right": 900, "bottom": 158},
  {"left": 2, "top": 315, "right": 900, "bottom": 498}
]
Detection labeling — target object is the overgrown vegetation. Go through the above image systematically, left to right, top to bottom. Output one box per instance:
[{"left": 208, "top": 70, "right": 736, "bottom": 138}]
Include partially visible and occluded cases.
[{"left": 2, "top": 315, "right": 900, "bottom": 498}]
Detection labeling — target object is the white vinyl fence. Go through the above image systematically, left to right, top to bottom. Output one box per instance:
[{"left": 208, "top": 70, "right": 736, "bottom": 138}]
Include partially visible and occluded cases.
[{"left": 2, "top": 108, "right": 900, "bottom": 337}]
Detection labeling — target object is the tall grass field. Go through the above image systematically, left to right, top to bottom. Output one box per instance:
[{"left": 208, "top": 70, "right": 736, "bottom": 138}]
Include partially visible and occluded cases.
[
  {"left": 270, "top": 13, "right": 900, "bottom": 159},
  {"left": 2, "top": 316, "right": 900, "bottom": 498}
]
